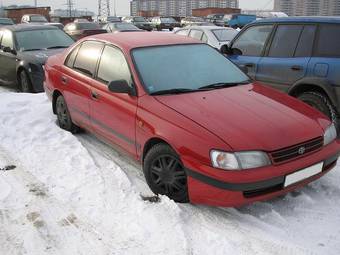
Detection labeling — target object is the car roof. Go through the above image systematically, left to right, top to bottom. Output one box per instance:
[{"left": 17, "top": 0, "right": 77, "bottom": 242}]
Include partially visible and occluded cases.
[
  {"left": 253, "top": 16, "right": 340, "bottom": 24},
  {"left": 1, "top": 24, "right": 58, "bottom": 32},
  {"left": 83, "top": 32, "right": 201, "bottom": 50}
]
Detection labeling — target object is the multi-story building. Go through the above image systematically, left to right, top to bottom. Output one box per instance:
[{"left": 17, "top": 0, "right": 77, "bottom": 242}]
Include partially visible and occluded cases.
[
  {"left": 130, "top": 0, "right": 239, "bottom": 17},
  {"left": 274, "top": 0, "right": 340, "bottom": 16}
]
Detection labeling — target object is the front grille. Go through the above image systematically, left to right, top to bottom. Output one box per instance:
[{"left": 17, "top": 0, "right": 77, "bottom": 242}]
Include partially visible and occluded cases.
[{"left": 270, "top": 137, "right": 324, "bottom": 164}]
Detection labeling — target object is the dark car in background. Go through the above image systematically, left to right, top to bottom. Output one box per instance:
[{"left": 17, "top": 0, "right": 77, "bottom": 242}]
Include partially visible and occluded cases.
[
  {"left": 206, "top": 13, "right": 225, "bottom": 26},
  {"left": 122, "top": 16, "right": 152, "bottom": 31},
  {"left": 150, "top": 17, "right": 180, "bottom": 31},
  {"left": 224, "top": 17, "right": 340, "bottom": 123},
  {"left": 0, "top": 18, "right": 14, "bottom": 27},
  {"left": 64, "top": 22, "right": 107, "bottom": 40},
  {"left": 103, "top": 22, "right": 141, "bottom": 33},
  {"left": 0, "top": 25, "right": 74, "bottom": 92}
]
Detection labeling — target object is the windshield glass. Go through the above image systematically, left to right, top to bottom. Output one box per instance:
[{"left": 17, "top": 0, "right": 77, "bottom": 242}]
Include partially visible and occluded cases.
[
  {"left": 30, "top": 15, "right": 48, "bottom": 22},
  {"left": 134, "top": 17, "right": 146, "bottom": 22},
  {"left": 161, "top": 17, "right": 176, "bottom": 23},
  {"left": 0, "top": 18, "right": 14, "bottom": 25},
  {"left": 115, "top": 23, "right": 139, "bottom": 30},
  {"left": 16, "top": 29, "right": 74, "bottom": 51},
  {"left": 212, "top": 29, "right": 238, "bottom": 41},
  {"left": 132, "top": 44, "right": 249, "bottom": 94}
]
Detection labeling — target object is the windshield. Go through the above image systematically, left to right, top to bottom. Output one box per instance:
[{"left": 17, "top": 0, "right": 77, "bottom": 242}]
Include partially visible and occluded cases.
[
  {"left": 30, "top": 15, "right": 48, "bottom": 22},
  {"left": 134, "top": 17, "right": 146, "bottom": 22},
  {"left": 161, "top": 17, "right": 176, "bottom": 23},
  {"left": 0, "top": 18, "right": 14, "bottom": 25},
  {"left": 115, "top": 23, "right": 139, "bottom": 30},
  {"left": 16, "top": 29, "right": 74, "bottom": 51},
  {"left": 212, "top": 29, "right": 238, "bottom": 41},
  {"left": 132, "top": 44, "right": 249, "bottom": 94}
]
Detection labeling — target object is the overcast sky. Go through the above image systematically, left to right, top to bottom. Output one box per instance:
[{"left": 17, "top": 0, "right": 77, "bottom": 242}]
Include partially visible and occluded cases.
[{"left": 1, "top": 0, "right": 274, "bottom": 16}]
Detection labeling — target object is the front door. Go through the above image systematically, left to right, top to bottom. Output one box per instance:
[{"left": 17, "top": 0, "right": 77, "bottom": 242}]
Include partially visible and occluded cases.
[{"left": 90, "top": 45, "right": 138, "bottom": 156}]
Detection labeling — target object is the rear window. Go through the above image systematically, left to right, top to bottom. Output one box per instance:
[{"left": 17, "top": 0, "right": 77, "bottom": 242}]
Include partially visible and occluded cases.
[
  {"left": 315, "top": 24, "right": 340, "bottom": 57},
  {"left": 176, "top": 29, "right": 189, "bottom": 36},
  {"left": 212, "top": 29, "right": 238, "bottom": 42},
  {"left": 189, "top": 30, "right": 203, "bottom": 40}
]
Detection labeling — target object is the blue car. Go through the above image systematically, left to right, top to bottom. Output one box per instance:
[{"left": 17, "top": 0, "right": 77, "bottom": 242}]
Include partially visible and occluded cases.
[{"left": 224, "top": 17, "right": 340, "bottom": 123}]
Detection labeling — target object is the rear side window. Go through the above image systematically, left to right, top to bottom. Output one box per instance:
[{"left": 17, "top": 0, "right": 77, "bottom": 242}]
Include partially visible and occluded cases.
[
  {"left": 315, "top": 24, "right": 340, "bottom": 57},
  {"left": 232, "top": 25, "right": 273, "bottom": 56},
  {"left": 268, "top": 25, "right": 303, "bottom": 58},
  {"left": 295, "top": 25, "right": 316, "bottom": 57},
  {"left": 176, "top": 29, "right": 188, "bottom": 36},
  {"left": 189, "top": 30, "right": 203, "bottom": 40},
  {"left": 201, "top": 33, "right": 208, "bottom": 43},
  {"left": 73, "top": 41, "right": 103, "bottom": 76},
  {"left": 65, "top": 45, "right": 80, "bottom": 68},
  {"left": 97, "top": 45, "right": 132, "bottom": 86}
]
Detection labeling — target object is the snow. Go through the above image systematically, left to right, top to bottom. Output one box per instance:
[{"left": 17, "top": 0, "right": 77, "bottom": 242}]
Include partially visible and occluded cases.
[{"left": 0, "top": 87, "right": 340, "bottom": 254}]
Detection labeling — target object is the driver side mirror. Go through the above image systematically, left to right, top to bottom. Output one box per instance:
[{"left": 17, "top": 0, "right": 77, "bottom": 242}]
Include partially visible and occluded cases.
[
  {"left": 220, "top": 44, "right": 231, "bottom": 55},
  {"left": 3, "top": 46, "right": 17, "bottom": 55},
  {"left": 108, "top": 79, "right": 135, "bottom": 96}
]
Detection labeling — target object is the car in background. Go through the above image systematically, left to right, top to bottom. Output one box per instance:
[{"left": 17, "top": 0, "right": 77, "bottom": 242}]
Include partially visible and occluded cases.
[
  {"left": 206, "top": 13, "right": 225, "bottom": 26},
  {"left": 21, "top": 14, "right": 48, "bottom": 24},
  {"left": 223, "top": 14, "right": 257, "bottom": 28},
  {"left": 106, "top": 16, "right": 121, "bottom": 23},
  {"left": 122, "top": 16, "right": 152, "bottom": 31},
  {"left": 150, "top": 17, "right": 180, "bottom": 31},
  {"left": 180, "top": 17, "right": 206, "bottom": 27},
  {"left": 223, "top": 17, "right": 340, "bottom": 123},
  {"left": 0, "top": 18, "right": 14, "bottom": 27},
  {"left": 64, "top": 22, "right": 107, "bottom": 40},
  {"left": 103, "top": 22, "right": 141, "bottom": 33},
  {"left": 48, "top": 23, "right": 64, "bottom": 30},
  {"left": 0, "top": 24, "right": 74, "bottom": 92},
  {"left": 175, "top": 26, "right": 238, "bottom": 50},
  {"left": 44, "top": 32, "right": 339, "bottom": 207}
]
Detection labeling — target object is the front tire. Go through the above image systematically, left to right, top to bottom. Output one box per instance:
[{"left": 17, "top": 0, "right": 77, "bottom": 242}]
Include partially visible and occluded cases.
[
  {"left": 18, "top": 70, "right": 33, "bottom": 93},
  {"left": 298, "top": 91, "right": 337, "bottom": 123},
  {"left": 55, "top": 95, "right": 80, "bottom": 133},
  {"left": 143, "top": 144, "right": 189, "bottom": 203}
]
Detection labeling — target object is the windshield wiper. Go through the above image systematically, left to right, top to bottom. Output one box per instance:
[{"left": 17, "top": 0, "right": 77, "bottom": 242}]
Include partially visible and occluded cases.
[
  {"left": 46, "top": 46, "right": 68, "bottom": 49},
  {"left": 22, "top": 48, "right": 44, "bottom": 51},
  {"left": 198, "top": 81, "right": 250, "bottom": 90},
  {"left": 150, "top": 88, "right": 198, "bottom": 95}
]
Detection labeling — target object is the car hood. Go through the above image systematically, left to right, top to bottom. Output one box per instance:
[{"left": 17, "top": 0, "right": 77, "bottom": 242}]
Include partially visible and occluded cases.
[
  {"left": 19, "top": 48, "right": 67, "bottom": 65},
  {"left": 155, "top": 84, "right": 329, "bottom": 151}
]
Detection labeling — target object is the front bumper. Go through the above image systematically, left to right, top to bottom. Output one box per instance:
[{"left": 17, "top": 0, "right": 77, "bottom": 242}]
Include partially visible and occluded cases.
[{"left": 184, "top": 140, "right": 340, "bottom": 207}]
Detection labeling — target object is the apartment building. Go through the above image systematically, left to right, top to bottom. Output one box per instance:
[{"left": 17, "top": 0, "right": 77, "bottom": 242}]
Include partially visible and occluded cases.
[
  {"left": 130, "top": 0, "right": 239, "bottom": 17},
  {"left": 274, "top": 0, "right": 340, "bottom": 16}
]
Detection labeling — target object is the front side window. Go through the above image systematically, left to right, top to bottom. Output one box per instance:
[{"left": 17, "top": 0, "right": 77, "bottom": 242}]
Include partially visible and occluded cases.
[
  {"left": 315, "top": 24, "right": 340, "bottom": 57},
  {"left": 232, "top": 25, "right": 273, "bottom": 56},
  {"left": 268, "top": 25, "right": 303, "bottom": 58},
  {"left": 16, "top": 29, "right": 74, "bottom": 51},
  {"left": 0, "top": 30, "right": 13, "bottom": 49},
  {"left": 189, "top": 30, "right": 203, "bottom": 40},
  {"left": 73, "top": 41, "right": 103, "bottom": 76},
  {"left": 132, "top": 44, "right": 249, "bottom": 94},
  {"left": 97, "top": 46, "right": 132, "bottom": 85}
]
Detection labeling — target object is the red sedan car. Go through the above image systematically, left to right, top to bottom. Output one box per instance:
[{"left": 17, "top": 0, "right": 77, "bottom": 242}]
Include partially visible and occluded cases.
[{"left": 44, "top": 32, "right": 340, "bottom": 207}]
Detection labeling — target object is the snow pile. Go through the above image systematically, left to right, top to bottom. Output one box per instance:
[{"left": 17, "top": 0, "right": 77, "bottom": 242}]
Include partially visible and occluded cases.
[{"left": 0, "top": 89, "right": 340, "bottom": 254}]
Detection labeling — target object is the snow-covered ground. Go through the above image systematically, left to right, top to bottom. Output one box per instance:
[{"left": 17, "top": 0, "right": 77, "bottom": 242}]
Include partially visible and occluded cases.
[{"left": 0, "top": 86, "right": 340, "bottom": 255}]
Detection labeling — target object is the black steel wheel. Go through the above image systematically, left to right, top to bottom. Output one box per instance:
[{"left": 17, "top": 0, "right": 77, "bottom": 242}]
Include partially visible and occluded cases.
[
  {"left": 19, "top": 70, "right": 32, "bottom": 93},
  {"left": 55, "top": 95, "right": 80, "bottom": 133},
  {"left": 143, "top": 144, "right": 189, "bottom": 203}
]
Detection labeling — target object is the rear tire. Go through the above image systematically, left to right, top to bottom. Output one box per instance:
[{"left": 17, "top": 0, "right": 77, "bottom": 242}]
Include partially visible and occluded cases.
[
  {"left": 298, "top": 91, "right": 337, "bottom": 123},
  {"left": 55, "top": 95, "right": 80, "bottom": 133},
  {"left": 143, "top": 143, "right": 189, "bottom": 203}
]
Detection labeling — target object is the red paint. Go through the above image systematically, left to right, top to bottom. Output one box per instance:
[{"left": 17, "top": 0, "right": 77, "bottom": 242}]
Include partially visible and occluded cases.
[{"left": 44, "top": 32, "right": 340, "bottom": 207}]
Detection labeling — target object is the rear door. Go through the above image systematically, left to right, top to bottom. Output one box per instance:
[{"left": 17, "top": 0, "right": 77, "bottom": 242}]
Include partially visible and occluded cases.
[
  {"left": 228, "top": 24, "right": 274, "bottom": 79},
  {"left": 256, "top": 24, "right": 316, "bottom": 92},
  {"left": 60, "top": 41, "right": 104, "bottom": 129},
  {"left": 90, "top": 45, "right": 138, "bottom": 156}
]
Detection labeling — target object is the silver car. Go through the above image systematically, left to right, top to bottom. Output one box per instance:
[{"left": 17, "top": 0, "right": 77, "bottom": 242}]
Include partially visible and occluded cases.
[{"left": 174, "top": 26, "right": 238, "bottom": 50}]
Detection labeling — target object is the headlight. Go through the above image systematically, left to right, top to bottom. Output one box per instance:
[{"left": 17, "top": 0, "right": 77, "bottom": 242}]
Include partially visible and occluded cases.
[
  {"left": 324, "top": 123, "right": 337, "bottom": 146},
  {"left": 210, "top": 150, "right": 271, "bottom": 170}
]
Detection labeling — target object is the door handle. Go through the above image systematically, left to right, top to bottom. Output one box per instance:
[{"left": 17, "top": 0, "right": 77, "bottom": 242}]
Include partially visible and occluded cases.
[
  {"left": 244, "top": 63, "right": 255, "bottom": 68},
  {"left": 291, "top": 65, "right": 303, "bottom": 71},
  {"left": 61, "top": 76, "right": 68, "bottom": 84},
  {"left": 91, "top": 91, "right": 99, "bottom": 100}
]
